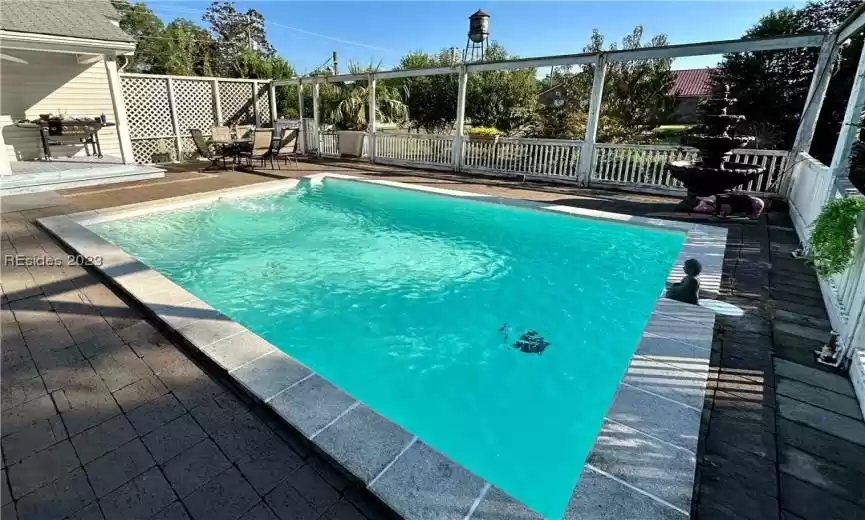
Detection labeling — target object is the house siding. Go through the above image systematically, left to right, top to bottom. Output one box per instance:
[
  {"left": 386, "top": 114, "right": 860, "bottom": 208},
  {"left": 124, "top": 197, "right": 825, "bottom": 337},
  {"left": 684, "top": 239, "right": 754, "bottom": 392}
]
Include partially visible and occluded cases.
[{"left": 1, "top": 50, "right": 121, "bottom": 161}]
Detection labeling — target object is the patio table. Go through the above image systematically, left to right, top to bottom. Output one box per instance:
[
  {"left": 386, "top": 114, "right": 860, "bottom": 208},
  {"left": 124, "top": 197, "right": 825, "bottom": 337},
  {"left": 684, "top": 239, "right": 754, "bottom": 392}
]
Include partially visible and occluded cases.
[{"left": 211, "top": 137, "right": 252, "bottom": 167}]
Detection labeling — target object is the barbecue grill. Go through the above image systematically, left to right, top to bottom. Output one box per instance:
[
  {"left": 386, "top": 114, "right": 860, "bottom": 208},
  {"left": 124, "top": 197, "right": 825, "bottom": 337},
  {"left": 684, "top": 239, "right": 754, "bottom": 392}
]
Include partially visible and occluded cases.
[{"left": 15, "top": 118, "right": 115, "bottom": 159}]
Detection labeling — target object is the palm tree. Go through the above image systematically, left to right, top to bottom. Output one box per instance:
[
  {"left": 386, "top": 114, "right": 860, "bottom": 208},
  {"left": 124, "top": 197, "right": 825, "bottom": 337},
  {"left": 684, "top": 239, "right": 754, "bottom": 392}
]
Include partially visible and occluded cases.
[{"left": 323, "top": 61, "right": 408, "bottom": 131}]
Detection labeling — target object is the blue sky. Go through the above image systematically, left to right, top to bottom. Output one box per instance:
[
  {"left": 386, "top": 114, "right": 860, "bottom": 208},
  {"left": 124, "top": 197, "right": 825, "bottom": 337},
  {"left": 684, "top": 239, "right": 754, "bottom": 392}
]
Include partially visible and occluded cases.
[{"left": 147, "top": 1, "right": 806, "bottom": 74}]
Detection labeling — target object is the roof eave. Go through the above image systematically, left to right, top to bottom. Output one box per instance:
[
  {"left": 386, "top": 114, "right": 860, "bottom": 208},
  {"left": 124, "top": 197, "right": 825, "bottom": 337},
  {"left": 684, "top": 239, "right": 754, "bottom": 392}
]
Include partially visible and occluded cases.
[{"left": 0, "top": 30, "right": 136, "bottom": 55}]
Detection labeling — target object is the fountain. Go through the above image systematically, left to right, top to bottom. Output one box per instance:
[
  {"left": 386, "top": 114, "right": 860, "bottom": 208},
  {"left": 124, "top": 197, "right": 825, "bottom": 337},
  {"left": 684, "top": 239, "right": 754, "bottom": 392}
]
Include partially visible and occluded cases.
[{"left": 667, "top": 84, "right": 766, "bottom": 209}]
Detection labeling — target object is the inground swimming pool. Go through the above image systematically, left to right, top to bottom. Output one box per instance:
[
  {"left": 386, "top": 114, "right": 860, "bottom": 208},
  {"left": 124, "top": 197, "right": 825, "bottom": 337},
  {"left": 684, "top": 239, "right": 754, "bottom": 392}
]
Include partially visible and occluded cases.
[{"left": 88, "top": 177, "right": 686, "bottom": 518}]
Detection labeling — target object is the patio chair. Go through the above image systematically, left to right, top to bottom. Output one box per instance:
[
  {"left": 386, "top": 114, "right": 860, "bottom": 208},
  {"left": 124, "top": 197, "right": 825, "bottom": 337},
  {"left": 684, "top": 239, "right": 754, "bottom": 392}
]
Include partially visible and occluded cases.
[
  {"left": 211, "top": 126, "right": 231, "bottom": 142},
  {"left": 274, "top": 128, "right": 301, "bottom": 168},
  {"left": 190, "top": 129, "right": 229, "bottom": 170},
  {"left": 240, "top": 129, "right": 276, "bottom": 169}
]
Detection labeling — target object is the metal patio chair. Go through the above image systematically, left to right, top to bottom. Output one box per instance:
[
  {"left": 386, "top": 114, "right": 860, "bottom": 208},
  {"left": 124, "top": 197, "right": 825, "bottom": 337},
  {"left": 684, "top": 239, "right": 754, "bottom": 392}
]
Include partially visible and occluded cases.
[{"left": 190, "top": 129, "right": 230, "bottom": 170}]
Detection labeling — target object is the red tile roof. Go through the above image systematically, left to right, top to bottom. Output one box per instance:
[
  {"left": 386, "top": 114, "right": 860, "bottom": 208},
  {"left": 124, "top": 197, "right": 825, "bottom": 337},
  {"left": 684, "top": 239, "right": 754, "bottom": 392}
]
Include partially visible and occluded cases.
[{"left": 672, "top": 69, "right": 716, "bottom": 97}]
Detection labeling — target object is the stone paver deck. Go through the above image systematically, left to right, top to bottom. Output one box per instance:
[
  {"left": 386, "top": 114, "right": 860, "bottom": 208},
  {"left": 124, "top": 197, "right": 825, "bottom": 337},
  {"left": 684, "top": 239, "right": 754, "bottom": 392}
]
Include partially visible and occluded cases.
[{"left": 2, "top": 159, "right": 863, "bottom": 520}]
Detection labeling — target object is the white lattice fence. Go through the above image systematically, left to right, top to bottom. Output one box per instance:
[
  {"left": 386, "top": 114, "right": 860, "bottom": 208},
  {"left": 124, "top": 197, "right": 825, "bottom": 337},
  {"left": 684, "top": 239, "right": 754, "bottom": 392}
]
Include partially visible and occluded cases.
[
  {"left": 121, "top": 73, "right": 272, "bottom": 163},
  {"left": 174, "top": 79, "right": 215, "bottom": 135},
  {"left": 219, "top": 81, "right": 255, "bottom": 126},
  {"left": 256, "top": 84, "right": 272, "bottom": 126}
]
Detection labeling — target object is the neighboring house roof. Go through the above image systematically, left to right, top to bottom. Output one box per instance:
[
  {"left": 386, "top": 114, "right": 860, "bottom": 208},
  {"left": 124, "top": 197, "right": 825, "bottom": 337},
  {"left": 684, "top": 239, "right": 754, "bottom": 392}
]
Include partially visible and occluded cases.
[
  {"left": 0, "top": 0, "right": 134, "bottom": 42},
  {"left": 539, "top": 67, "right": 717, "bottom": 103},
  {"left": 672, "top": 69, "right": 715, "bottom": 97}
]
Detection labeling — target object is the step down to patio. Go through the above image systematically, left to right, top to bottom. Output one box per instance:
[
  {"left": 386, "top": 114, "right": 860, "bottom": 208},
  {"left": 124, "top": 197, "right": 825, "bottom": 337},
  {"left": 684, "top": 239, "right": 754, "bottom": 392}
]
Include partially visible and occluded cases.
[{"left": 1, "top": 163, "right": 165, "bottom": 195}]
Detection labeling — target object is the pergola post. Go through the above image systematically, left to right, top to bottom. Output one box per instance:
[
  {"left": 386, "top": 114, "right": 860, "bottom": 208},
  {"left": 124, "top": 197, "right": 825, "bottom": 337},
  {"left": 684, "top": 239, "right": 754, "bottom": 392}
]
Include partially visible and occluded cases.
[
  {"left": 788, "top": 36, "right": 838, "bottom": 172},
  {"left": 828, "top": 36, "right": 865, "bottom": 178},
  {"left": 578, "top": 55, "right": 608, "bottom": 185},
  {"left": 104, "top": 56, "right": 135, "bottom": 164},
  {"left": 452, "top": 65, "right": 468, "bottom": 171},
  {"left": 367, "top": 75, "right": 376, "bottom": 163},
  {"left": 165, "top": 77, "right": 181, "bottom": 161},
  {"left": 212, "top": 79, "right": 223, "bottom": 126},
  {"left": 297, "top": 79, "right": 305, "bottom": 154},
  {"left": 252, "top": 81, "right": 261, "bottom": 127},
  {"left": 268, "top": 81, "right": 278, "bottom": 123},
  {"left": 312, "top": 82, "right": 321, "bottom": 155}
]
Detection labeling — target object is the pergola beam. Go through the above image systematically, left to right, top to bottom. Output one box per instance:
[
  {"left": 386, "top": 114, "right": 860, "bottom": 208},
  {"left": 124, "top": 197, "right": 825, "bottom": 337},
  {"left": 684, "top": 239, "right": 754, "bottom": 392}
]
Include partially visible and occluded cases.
[
  {"left": 837, "top": 3, "right": 865, "bottom": 43},
  {"left": 274, "top": 32, "right": 828, "bottom": 86},
  {"left": 605, "top": 33, "right": 827, "bottom": 62}
]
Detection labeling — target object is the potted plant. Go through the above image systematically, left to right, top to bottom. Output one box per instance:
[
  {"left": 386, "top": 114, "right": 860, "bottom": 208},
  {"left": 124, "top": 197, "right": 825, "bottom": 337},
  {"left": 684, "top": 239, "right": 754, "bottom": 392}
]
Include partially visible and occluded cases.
[
  {"left": 467, "top": 126, "right": 500, "bottom": 141},
  {"left": 151, "top": 140, "right": 172, "bottom": 164},
  {"left": 809, "top": 197, "right": 865, "bottom": 277}
]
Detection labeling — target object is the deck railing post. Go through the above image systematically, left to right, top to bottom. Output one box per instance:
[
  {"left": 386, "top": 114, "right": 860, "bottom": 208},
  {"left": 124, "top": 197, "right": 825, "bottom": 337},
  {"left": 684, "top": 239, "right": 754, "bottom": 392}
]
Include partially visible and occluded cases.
[
  {"left": 578, "top": 55, "right": 607, "bottom": 185},
  {"left": 452, "top": 65, "right": 468, "bottom": 172},
  {"left": 368, "top": 75, "right": 376, "bottom": 163},
  {"left": 165, "top": 77, "right": 182, "bottom": 161},
  {"left": 297, "top": 79, "right": 305, "bottom": 154},
  {"left": 312, "top": 82, "right": 321, "bottom": 156}
]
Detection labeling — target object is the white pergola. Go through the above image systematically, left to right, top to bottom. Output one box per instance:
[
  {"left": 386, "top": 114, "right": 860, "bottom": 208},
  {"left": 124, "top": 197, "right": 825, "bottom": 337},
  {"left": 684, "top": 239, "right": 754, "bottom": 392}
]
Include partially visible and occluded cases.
[{"left": 271, "top": 26, "right": 865, "bottom": 178}]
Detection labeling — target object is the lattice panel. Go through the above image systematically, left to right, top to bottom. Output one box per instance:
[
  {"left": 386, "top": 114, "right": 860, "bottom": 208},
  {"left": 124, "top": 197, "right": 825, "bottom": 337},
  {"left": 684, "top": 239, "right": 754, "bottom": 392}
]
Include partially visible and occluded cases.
[
  {"left": 122, "top": 77, "right": 173, "bottom": 139},
  {"left": 174, "top": 79, "right": 215, "bottom": 134},
  {"left": 219, "top": 82, "right": 255, "bottom": 125},
  {"left": 256, "top": 84, "right": 271, "bottom": 125},
  {"left": 179, "top": 137, "right": 200, "bottom": 161},
  {"left": 131, "top": 138, "right": 177, "bottom": 164}
]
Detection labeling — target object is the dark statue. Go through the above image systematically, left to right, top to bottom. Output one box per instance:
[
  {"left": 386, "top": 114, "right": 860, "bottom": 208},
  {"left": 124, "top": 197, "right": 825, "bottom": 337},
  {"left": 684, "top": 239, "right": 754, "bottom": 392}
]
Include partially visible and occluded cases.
[
  {"left": 667, "top": 84, "right": 766, "bottom": 210},
  {"left": 666, "top": 258, "right": 702, "bottom": 305}
]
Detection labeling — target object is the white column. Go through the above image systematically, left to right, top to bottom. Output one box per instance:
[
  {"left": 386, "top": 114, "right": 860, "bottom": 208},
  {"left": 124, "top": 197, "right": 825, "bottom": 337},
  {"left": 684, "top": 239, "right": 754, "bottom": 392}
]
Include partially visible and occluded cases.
[
  {"left": 790, "top": 36, "right": 838, "bottom": 162},
  {"left": 828, "top": 38, "right": 865, "bottom": 178},
  {"left": 578, "top": 55, "right": 607, "bottom": 184},
  {"left": 104, "top": 56, "right": 135, "bottom": 164},
  {"left": 452, "top": 65, "right": 468, "bottom": 171},
  {"left": 367, "top": 74, "right": 376, "bottom": 163},
  {"left": 165, "top": 77, "right": 181, "bottom": 161},
  {"left": 212, "top": 79, "right": 223, "bottom": 126},
  {"left": 297, "top": 79, "right": 305, "bottom": 154},
  {"left": 252, "top": 81, "right": 261, "bottom": 127},
  {"left": 269, "top": 81, "right": 278, "bottom": 122},
  {"left": 312, "top": 81, "right": 321, "bottom": 155},
  {"left": 0, "top": 116, "right": 12, "bottom": 174}
]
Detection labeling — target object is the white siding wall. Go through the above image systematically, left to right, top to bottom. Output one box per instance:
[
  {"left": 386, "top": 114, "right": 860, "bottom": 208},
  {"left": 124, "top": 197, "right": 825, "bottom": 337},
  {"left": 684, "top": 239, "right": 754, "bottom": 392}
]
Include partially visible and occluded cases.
[{"left": 1, "top": 50, "right": 121, "bottom": 161}]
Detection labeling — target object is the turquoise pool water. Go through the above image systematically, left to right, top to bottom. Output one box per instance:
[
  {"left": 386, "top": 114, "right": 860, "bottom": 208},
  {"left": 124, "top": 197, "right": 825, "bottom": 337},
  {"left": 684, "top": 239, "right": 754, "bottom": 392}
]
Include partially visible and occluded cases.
[{"left": 90, "top": 179, "right": 685, "bottom": 518}]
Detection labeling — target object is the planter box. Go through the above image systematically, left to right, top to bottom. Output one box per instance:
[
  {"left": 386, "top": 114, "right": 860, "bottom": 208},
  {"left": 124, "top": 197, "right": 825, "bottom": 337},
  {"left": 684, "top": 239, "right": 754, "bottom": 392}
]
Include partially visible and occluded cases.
[
  {"left": 338, "top": 131, "right": 366, "bottom": 157},
  {"left": 469, "top": 134, "right": 499, "bottom": 142}
]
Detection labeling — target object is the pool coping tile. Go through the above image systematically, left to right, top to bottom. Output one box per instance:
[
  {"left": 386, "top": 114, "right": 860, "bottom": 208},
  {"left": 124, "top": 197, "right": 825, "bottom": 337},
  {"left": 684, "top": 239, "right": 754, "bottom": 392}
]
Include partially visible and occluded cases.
[{"left": 37, "top": 173, "right": 723, "bottom": 520}]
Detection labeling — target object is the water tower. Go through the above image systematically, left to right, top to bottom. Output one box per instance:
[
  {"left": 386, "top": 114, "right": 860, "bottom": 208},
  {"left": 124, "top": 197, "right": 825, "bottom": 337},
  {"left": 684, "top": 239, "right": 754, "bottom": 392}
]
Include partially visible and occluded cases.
[{"left": 463, "top": 9, "right": 489, "bottom": 62}]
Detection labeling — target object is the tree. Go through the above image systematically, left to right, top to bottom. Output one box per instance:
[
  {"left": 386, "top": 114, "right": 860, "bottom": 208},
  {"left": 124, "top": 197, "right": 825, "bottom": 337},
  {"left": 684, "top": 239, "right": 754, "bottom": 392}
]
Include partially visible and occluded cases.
[
  {"left": 112, "top": 0, "right": 164, "bottom": 72},
  {"left": 711, "top": 0, "right": 863, "bottom": 162},
  {"left": 203, "top": 1, "right": 275, "bottom": 76},
  {"left": 156, "top": 19, "right": 217, "bottom": 76},
  {"left": 532, "top": 26, "right": 675, "bottom": 142},
  {"left": 591, "top": 27, "right": 676, "bottom": 133},
  {"left": 393, "top": 43, "right": 538, "bottom": 135},
  {"left": 466, "top": 43, "right": 539, "bottom": 135},
  {"left": 394, "top": 50, "right": 459, "bottom": 133},
  {"left": 321, "top": 62, "right": 408, "bottom": 131}
]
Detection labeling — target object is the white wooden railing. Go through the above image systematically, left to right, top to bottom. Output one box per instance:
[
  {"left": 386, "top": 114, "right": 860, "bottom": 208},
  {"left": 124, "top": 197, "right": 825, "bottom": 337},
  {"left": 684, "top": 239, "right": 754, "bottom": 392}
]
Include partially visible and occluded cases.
[
  {"left": 306, "top": 131, "right": 791, "bottom": 194},
  {"left": 376, "top": 133, "right": 454, "bottom": 169},
  {"left": 462, "top": 137, "right": 583, "bottom": 180},
  {"left": 592, "top": 144, "right": 789, "bottom": 193},
  {"left": 787, "top": 151, "right": 865, "bottom": 377}
]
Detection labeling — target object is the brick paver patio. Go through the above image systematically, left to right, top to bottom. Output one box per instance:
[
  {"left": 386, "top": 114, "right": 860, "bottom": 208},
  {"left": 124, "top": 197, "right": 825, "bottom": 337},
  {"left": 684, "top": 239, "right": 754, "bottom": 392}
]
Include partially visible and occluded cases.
[{"left": 2, "top": 160, "right": 863, "bottom": 520}]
